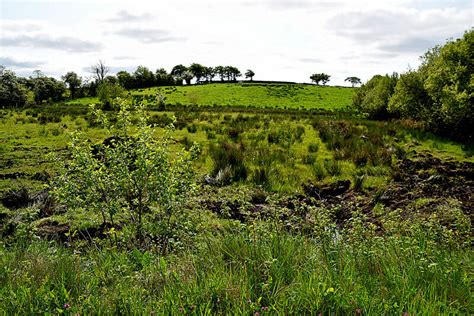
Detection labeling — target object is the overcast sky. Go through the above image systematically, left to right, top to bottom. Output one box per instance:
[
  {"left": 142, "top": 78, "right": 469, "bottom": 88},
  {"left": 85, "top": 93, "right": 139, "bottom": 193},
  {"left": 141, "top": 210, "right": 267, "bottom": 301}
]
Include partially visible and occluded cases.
[{"left": 0, "top": 0, "right": 472, "bottom": 85}]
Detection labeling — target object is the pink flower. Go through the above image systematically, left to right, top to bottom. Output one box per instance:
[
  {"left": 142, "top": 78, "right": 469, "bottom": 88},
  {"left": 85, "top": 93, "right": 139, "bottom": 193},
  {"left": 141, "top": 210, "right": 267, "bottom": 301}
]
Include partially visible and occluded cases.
[
  {"left": 63, "top": 303, "right": 70, "bottom": 309},
  {"left": 261, "top": 306, "right": 269, "bottom": 312}
]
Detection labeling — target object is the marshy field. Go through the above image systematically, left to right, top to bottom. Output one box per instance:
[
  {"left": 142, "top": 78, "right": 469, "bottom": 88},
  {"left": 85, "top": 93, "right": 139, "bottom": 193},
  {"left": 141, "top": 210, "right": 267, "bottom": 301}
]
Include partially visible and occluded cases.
[{"left": 1, "top": 79, "right": 473, "bottom": 314}]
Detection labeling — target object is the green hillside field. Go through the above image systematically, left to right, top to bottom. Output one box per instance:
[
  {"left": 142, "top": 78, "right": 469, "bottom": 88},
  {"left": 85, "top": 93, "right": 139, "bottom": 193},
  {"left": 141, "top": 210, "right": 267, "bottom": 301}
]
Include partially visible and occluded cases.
[{"left": 68, "top": 83, "right": 355, "bottom": 111}]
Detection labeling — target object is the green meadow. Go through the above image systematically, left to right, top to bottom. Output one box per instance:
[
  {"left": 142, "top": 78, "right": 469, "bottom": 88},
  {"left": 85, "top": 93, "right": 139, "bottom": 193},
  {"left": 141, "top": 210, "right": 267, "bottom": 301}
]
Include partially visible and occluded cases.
[{"left": 67, "top": 83, "right": 355, "bottom": 111}]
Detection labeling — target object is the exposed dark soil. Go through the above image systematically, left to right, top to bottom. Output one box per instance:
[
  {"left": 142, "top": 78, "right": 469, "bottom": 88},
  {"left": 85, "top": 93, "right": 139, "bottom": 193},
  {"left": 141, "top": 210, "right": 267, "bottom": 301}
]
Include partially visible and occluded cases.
[
  {"left": 380, "top": 153, "right": 473, "bottom": 217},
  {"left": 201, "top": 154, "right": 474, "bottom": 228},
  {"left": 1, "top": 188, "right": 56, "bottom": 217}
]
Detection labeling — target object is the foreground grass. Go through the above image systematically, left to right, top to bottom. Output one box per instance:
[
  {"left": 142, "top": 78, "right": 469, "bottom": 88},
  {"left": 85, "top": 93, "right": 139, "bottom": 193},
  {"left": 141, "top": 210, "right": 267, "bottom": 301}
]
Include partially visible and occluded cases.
[{"left": 1, "top": 223, "right": 472, "bottom": 315}]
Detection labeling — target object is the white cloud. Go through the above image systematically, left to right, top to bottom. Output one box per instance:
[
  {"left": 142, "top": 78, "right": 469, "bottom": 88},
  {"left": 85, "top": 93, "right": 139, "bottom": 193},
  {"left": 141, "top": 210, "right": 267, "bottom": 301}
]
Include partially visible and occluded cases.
[
  {"left": 0, "top": 0, "right": 471, "bottom": 84},
  {"left": 0, "top": 56, "right": 44, "bottom": 69}
]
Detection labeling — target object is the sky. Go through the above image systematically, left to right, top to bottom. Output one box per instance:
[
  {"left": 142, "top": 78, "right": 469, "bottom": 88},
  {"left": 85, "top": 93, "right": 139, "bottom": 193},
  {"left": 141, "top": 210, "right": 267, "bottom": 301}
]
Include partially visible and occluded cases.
[{"left": 0, "top": 0, "right": 472, "bottom": 85}]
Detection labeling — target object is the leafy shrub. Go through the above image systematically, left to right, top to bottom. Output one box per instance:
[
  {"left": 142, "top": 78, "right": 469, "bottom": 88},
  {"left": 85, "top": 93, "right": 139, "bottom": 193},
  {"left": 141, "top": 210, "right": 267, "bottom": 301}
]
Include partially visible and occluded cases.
[
  {"left": 388, "top": 70, "right": 431, "bottom": 120},
  {"left": 353, "top": 74, "right": 398, "bottom": 119},
  {"left": 97, "top": 82, "right": 124, "bottom": 109},
  {"left": 51, "top": 99, "right": 199, "bottom": 252},
  {"left": 149, "top": 113, "right": 174, "bottom": 127},
  {"left": 302, "top": 154, "right": 317, "bottom": 165}
]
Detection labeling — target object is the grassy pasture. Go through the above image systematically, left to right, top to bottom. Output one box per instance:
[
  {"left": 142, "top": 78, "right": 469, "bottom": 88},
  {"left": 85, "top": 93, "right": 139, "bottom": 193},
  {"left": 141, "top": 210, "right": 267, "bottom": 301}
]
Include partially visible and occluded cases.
[{"left": 67, "top": 83, "right": 355, "bottom": 111}]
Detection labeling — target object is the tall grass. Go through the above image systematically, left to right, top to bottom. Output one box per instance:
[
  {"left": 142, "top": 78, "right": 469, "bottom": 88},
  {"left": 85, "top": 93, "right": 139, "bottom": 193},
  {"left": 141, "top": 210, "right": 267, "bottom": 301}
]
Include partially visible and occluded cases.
[{"left": 1, "top": 221, "right": 471, "bottom": 315}]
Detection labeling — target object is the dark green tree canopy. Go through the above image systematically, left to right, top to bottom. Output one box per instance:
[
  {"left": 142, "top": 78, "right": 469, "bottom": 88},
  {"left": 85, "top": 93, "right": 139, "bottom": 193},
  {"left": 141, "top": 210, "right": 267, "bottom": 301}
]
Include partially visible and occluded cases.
[
  {"left": 189, "top": 63, "right": 206, "bottom": 83},
  {"left": 171, "top": 64, "right": 187, "bottom": 78},
  {"left": 0, "top": 66, "right": 28, "bottom": 107},
  {"left": 134, "top": 66, "right": 155, "bottom": 88},
  {"left": 245, "top": 69, "right": 255, "bottom": 81},
  {"left": 62, "top": 71, "right": 82, "bottom": 99},
  {"left": 117, "top": 71, "right": 134, "bottom": 89},
  {"left": 310, "top": 73, "right": 331, "bottom": 85},
  {"left": 352, "top": 73, "right": 398, "bottom": 119},
  {"left": 30, "top": 75, "right": 66, "bottom": 104},
  {"left": 345, "top": 76, "right": 361, "bottom": 87}
]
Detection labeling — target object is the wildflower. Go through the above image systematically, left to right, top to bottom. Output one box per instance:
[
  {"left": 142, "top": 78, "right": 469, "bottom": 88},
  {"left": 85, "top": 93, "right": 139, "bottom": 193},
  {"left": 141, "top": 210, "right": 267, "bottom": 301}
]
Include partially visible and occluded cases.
[
  {"left": 63, "top": 303, "right": 70, "bottom": 309},
  {"left": 261, "top": 306, "right": 269, "bottom": 312},
  {"left": 178, "top": 307, "right": 185, "bottom": 313},
  {"left": 355, "top": 307, "right": 362, "bottom": 315},
  {"left": 254, "top": 312, "right": 260, "bottom": 316}
]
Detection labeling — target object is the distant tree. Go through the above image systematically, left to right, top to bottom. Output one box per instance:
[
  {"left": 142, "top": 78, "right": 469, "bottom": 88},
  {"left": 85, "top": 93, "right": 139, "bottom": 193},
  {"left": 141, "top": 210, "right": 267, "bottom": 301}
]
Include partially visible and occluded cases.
[
  {"left": 91, "top": 60, "right": 109, "bottom": 83},
  {"left": 189, "top": 63, "right": 206, "bottom": 83},
  {"left": 171, "top": 64, "right": 188, "bottom": 84},
  {"left": 134, "top": 66, "right": 155, "bottom": 88},
  {"left": 204, "top": 66, "right": 216, "bottom": 83},
  {"left": 214, "top": 66, "right": 226, "bottom": 81},
  {"left": 224, "top": 66, "right": 232, "bottom": 81},
  {"left": 225, "top": 66, "right": 241, "bottom": 81},
  {"left": 0, "top": 67, "right": 28, "bottom": 107},
  {"left": 232, "top": 67, "right": 242, "bottom": 81},
  {"left": 155, "top": 68, "right": 174, "bottom": 86},
  {"left": 156, "top": 68, "right": 168, "bottom": 76},
  {"left": 32, "top": 69, "right": 44, "bottom": 79},
  {"left": 245, "top": 69, "right": 255, "bottom": 81},
  {"left": 117, "top": 70, "right": 134, "bottom": 89},
  {"left": 182, "top": 70, "right": 194, "bottom": 85},
  {"left": 62, "top": 71, "right": 82, "bottom": 99},
  {"left": 310, "top": 73, "right": 330, "bottom": 86},
  {"left": 104, "top": 75, "right": 119, "bottom": 85},
  {"left": 30, "top": 76, "right": 66, "bottom": 104},
  {"left": 344, "top": 76, "right": 361, "bottom": 87},
  {"left": 80, "top": 79, "right": 99, "bottom": 97}
]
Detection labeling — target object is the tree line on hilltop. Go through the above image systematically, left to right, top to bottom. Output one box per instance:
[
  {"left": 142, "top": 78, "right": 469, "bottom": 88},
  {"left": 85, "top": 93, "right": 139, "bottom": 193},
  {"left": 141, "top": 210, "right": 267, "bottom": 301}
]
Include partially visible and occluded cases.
[{"left": 0, "top": 62, "right": 258, "bottom": 107}]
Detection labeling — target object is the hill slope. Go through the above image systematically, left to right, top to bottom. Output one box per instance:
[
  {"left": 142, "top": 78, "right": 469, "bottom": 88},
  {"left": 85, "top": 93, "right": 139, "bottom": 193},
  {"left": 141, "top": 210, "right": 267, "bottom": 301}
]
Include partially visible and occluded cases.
[{"left": 69, "top": 83, "right": 355, "bottom": 110}]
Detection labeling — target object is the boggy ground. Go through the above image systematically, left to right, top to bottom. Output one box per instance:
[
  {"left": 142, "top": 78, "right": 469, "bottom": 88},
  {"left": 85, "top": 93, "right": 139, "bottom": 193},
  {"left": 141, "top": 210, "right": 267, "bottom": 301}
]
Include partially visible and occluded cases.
[
  {"left": 1, "top": 106, "right": 473, "bottom": 314},
  {"left": 1, "top": 107, "right": 473, "bottom": 242},
  {"left": 199, "top": 152, "right": 473, "bottom": 234}
]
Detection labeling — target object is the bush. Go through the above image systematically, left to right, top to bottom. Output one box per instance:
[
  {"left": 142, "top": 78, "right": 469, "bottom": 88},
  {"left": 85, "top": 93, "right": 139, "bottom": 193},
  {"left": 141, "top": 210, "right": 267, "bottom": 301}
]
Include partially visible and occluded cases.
[
  {"left": 388, "top": 70, "right": 431, "bottom": 120},
  {"left": 353, "top": 74, "right": 398, "bottom": 119},
  {"left": 97, "top": 82, "right": 124, "bottom": 109},
  {"left": 51, "top": 99, "right": 199, "bottom": 252}
]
